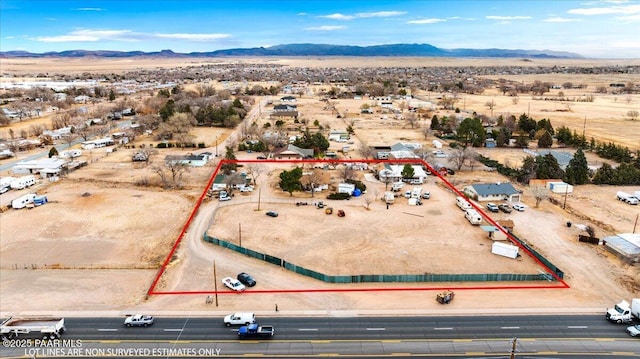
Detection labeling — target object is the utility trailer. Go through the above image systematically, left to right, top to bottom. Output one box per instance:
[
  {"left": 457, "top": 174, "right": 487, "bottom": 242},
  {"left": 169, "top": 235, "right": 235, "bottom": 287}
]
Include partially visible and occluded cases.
[{"left": 1, "top": 317, "right": 66, "bottom": 340}]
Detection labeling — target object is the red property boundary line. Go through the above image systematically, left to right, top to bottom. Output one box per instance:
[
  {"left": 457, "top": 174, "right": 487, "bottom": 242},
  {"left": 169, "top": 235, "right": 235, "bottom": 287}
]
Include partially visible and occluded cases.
[{"left": 147, "top": 158, "right": 569, "bottom": 297}]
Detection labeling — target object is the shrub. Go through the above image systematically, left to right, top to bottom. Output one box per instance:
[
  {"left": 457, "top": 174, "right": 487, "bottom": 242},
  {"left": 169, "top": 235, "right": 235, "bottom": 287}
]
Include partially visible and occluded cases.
[{"left": 327, "top": 192, "right": 351, "bottom": 200}]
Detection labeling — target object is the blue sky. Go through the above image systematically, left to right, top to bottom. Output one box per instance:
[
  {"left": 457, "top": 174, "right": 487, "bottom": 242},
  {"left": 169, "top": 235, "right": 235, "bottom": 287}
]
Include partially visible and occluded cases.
[{"left": 1, "top": 0, "right": 639, "bottom": 58}]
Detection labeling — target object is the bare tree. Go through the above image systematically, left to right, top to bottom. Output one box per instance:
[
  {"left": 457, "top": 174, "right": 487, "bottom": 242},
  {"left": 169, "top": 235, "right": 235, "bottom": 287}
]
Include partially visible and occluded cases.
[
  {"left": 627, "top": 110, "right": 639, "bottom": 121},
  {"left": 405, "top": 112, "right": 418, "bottom": 129},
  {"left": 421, "top": 125, "right": 430, "bottom": 140},
  {"left": 358, "top": 142, "right": 373, "bottom": 159},
  {"left": 464, "top": 147, "right": 479, "bottom": 170},
  {"left": 449, "top": 148, "right": 466, "bottom": 170},
  {"left": 166, "top": 161, "right": 189, "bottom": 188},
  {"left": 245, "top": 164, "right": 265, "bottom": 186},
  {"left": 338, "top": 165, "right": 355, "bottom": 181},
  {"left": 153, "top": 166, "right": 169, "bottom": 188},
  {"left": 300, "top": 168, "right": 324, "bottom": 198},
  {"left": 224, "top": 172, "right": 246, "bottom": 193},
  {"left": 531, "top": 185, "right": 550, "bottom": 208},
  {"left": 363, "top": 196, "right": 374, "bottom": 210}
]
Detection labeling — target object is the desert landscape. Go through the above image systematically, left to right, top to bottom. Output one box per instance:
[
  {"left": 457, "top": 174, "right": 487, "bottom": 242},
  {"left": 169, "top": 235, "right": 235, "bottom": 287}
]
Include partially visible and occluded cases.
[{"left": 0, "top": 57, "right": 639, "bottom": 318}]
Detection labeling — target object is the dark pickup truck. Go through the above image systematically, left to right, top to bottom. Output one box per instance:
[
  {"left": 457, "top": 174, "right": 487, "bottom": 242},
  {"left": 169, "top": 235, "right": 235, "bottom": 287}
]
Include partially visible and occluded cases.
[{"left": 238, "top": 324, "right": 274, "bottom": 339}]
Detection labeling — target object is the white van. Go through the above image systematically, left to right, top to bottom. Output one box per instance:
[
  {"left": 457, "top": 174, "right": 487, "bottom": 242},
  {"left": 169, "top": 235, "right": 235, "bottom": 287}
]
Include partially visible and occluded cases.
[
  {"left": 456, "top": 196, "right": 472, "bottom": 210},
  {"left": 223, "top": 312, "right": 256, "bottom": 327}
]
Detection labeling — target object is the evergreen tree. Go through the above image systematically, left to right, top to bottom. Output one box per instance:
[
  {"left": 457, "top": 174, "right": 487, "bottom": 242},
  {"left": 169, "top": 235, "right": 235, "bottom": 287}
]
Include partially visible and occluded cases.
[
  {"left": 430, "top": 115, "right": 440, "bottom": 131},
  {"left": 537, "top": 131, "right": 553, "bottom": 148},
  {"left": 48, "top": 146, "right": 58, "bottom": 158},
  {"left": 221, "top": 146, "right": 237, "bottom": 175},
  {"left": 564, "top": 148, "right": 589, "bottom": 185},
  {"left": 536, "top": 154, "right": 564, "bottom": 179},
  {"left": 592, "top": 163, "right": 614, "bottom": 185},
  {"left": 401, "top": 164, "right": 415, "bottom": 180},
  {"left": 278, "top": 167, "right": 303, "bottom": 196}
]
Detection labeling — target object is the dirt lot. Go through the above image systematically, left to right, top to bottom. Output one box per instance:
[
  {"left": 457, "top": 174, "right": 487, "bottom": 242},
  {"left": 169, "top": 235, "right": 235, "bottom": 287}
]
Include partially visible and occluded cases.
[{"left": 0, "top": 58, "right": 639, "bottom": 317}]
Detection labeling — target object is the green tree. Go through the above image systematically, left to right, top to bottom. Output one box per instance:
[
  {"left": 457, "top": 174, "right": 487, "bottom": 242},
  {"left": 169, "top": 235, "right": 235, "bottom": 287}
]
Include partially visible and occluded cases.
[
  {"left": 159, "top": 99, "right": 176, "bottom": 121},
  {"left": 456, "top": 117, "right": 486, "bottom": 147},
  {"left": 537, "top": 131, "right": 553, "bottom": 148},
  {"left": 48, "top": 146, "right": 58, "bottom": 158},
  {"left": 221, "top": 146, "right": 237, "bottom": 175},
  {"left": 564, "top": 148, "right": 589, "bottom": 185},
  {"left": 536, "top": 154, "right": 564, "bottom": 179},
  {"left": 592, "top": 163, "right": 614, "bottom": 185},
  {"left": 401, "top": 164, "right": 415, "bottom": 180},
  {"left": 279, "top": 167, "right": 303, "bottom": 196}
]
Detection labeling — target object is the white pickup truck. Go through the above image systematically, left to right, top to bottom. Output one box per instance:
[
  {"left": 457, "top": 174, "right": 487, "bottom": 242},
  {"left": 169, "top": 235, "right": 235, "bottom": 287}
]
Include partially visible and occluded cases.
[{"left": 124, "top": 314, "right": 155, "bottom": 327}]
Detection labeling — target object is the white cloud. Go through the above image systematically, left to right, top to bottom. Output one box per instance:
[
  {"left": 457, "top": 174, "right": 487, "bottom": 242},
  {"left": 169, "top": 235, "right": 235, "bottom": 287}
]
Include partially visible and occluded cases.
[
  {"left": 568, "top": 4, "right": 640, "bottom": 15},
  {"left": 73, "top": 8, "right": 104, "bottom": 11},
  {"left": 355, "top": 11, "right": 407, "bottom": 18},
  {"left": 320, "top": 13, "right": 355, "bottom": 20},
  {"left": 616, "top": 13, "right": 640, "bottom": 20},
  {"left": 486, "top": 15, "right": 532, "bottom": 20},
  {"left": 543, "top": 17, "right": 581, "bottom": 22},
  {"left": 406, "top": 18, "right": 446, "bottom": 24},
  {"left": 304, "top": 25, "right": 346, "bottom": 31},
  {"left": 32, "top": 29, "right": 231, "bottom": 43},
  {"left": 154, "top": 33, "right": 231, "bottom": 41}
]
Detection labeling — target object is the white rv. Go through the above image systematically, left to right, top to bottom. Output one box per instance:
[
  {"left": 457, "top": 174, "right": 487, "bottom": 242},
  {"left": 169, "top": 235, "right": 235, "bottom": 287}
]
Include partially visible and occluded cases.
[
  {"left": 10, "top": 175, "right": 36, "bottom": 190},
  {"left": 0, "top": 176, "right": 15, "bottom": 193},
  {"left": 410, "top": 187, "right": 423, "bottom": 199},
  {"left": 12, "top": 193, "right": 36, "bottom": 209},
  {"left": 456, "top": 196, "right": 472, "bottom": 210},
  {"left": 465, "top": 209, "right": 482, "bottom": 225}
]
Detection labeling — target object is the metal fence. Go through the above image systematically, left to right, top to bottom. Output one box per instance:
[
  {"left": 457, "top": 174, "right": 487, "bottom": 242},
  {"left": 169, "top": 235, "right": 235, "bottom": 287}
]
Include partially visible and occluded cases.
[{"left": 203, "top": 234, "right": 559, "bottom": 283}]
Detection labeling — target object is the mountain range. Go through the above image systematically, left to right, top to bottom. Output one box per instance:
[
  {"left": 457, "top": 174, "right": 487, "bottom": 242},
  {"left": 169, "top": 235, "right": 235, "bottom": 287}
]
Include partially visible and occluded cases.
[{"left": 0, "top": 43, "right": 582, "bottom": 58}]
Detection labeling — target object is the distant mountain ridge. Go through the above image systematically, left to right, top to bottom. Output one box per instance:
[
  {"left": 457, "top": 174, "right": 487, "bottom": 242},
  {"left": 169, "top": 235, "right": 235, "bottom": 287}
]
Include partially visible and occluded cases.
[{"left": 0, "top": 43, "right": 583, "bottom": 58}]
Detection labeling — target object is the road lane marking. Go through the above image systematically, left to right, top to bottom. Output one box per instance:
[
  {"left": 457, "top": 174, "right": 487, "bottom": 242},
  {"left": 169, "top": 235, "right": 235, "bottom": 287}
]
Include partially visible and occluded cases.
[
  {"left": 501, "top": 326, "right": 520, "bottom": 329},
  {"left": 567, "top": 326, "right": 588, "bottom": 329},
  {"left": 366, "top": 327, "right": 386, "bottom": 331},
  {"left": 434, "top": 327, "right": 453, "bottom": 330},
  {"left": 164, "top": 328, "right": 184, "bottom": 332},
  {"left": 298, "top": 328, "right": 319, "bottom": 331},
  {"left": 97, "top": 329, "right": 118, "bottom": 331}
]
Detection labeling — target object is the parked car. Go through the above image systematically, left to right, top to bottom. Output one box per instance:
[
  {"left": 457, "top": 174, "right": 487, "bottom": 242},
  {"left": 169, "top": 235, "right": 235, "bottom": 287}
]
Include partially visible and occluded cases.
[
  {"left": 256, "top": 156, "right": 267, "bottom": 160},
  {"left": 240, "top": 186, "right": 254, "bottom": 192},
  {"left": 404, "top": 190, "right": 411, "bottom": 198},
  {"left": 421, "top": 191, "right": 431, "bottom": 199},
  {"left": 219, "top": 195, "right": 231, "bottom": 201},
  {"left": 486, "top": 203, "right": 499, "bottom": 213},
  {"left": 512, "top": 203, "right": 526, "bottom": 212},
  {"left": 498, "top": 204, "right": 513, "bottom": 213},
  {"left": 266, "top": 211, "right": 278, "bottom": 217},
  {"left": 237, "top": 272, "right": 256, "bottom": 287},
  {"left": 222, "top": 277, "right": 246, "bottom": 292},
  {"left": 124, "top": 314, "right": 154, "bottom": 327},
  {"left": 627, "top": 324, "right": 640, "bottom": 337}
]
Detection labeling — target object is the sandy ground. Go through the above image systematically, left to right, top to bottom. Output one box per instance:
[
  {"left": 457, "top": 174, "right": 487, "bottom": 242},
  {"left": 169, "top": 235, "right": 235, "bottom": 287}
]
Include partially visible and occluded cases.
[{"left": 0, "top": 58, "right": 639, "bottom": 317}]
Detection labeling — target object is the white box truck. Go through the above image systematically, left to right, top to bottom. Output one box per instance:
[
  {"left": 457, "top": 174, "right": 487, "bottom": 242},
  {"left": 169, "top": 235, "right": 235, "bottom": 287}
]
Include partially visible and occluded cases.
[
  {"left": 384, "top": 192, "right": 394, "bottom": 204},
  {"left": 606, "top": 299, "right": 640, "bottom": 323},
  {"left": 1, "top": 317, "right": 66, "bottom": 340}
]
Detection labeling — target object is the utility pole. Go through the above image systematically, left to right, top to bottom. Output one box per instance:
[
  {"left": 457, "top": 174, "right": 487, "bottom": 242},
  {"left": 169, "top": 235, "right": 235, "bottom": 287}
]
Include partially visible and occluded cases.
[
  {"left": 563, "top": 184, "right": 569, "bottom": 209},
  {"left": 257, "top": 188, "right": 261, "bottom": 211},
  {"left": 633, "top": 213, "right": 638, "bottom": 234},
  {"left": 239, "top": 222, "right": 242, "bottom": 247},
  {"left": 213, "top": 260, "right": 219, "bottom": 307},
  {"left": 509, "top": 337, "right": 518, "bottom": 359}
]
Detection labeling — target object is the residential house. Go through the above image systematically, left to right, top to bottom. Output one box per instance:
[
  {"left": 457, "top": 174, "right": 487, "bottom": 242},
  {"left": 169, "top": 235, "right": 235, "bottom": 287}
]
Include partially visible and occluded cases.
[
  {"left": 388, "top": 143, "right": 419, "bottom": 159},
  {"left": 273, "top": 144, "right": 313, "bottom": 159},
  {"left": 164, "top": 152, "right": 212, "bottom": 167},
  {"left": 12, "top": 157, "right": 67, "bottom": 177},
  {"left": 378, "top": 163, "right": 429, "bottom": 183},
  {"left": 463, "top": 182, "right": 521, "bottom": 203}
]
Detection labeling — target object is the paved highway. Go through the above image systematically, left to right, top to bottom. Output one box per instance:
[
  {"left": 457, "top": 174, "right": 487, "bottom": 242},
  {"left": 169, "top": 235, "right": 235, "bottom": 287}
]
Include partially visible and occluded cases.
[{"left": 2, "top": 315, "right": 638, "bottom": 358}]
